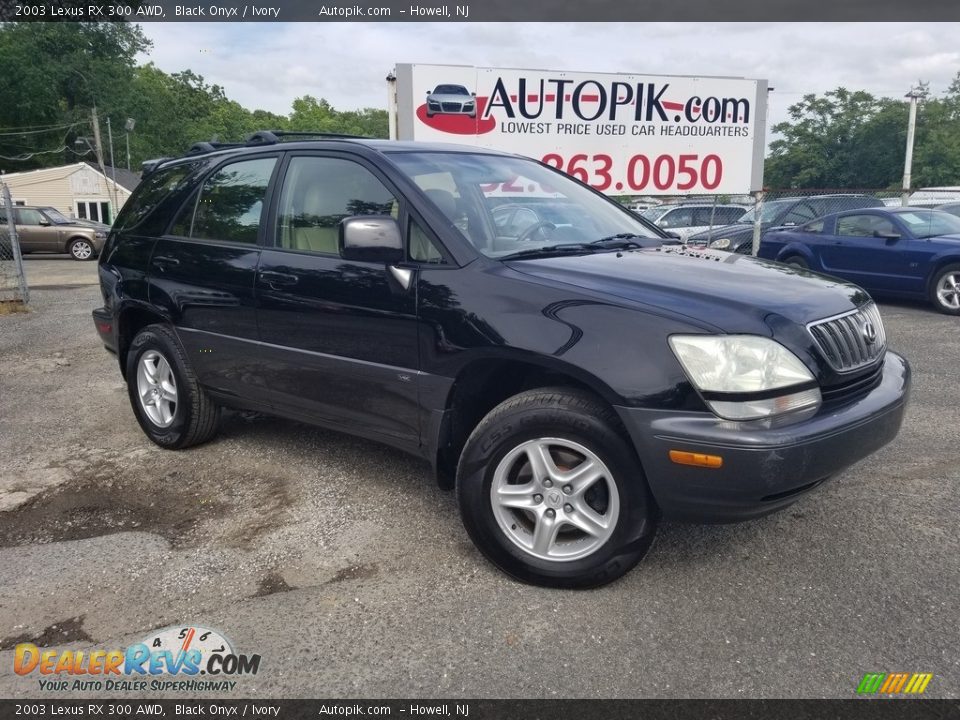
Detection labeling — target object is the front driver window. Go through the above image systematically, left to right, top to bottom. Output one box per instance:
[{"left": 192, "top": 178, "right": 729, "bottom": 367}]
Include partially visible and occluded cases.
[{"left": 276, "top": 156, "right": 399, "bottom": 255}]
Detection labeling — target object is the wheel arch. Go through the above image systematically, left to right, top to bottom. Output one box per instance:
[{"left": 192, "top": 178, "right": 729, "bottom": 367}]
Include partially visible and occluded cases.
[
  {"left": 116, "top": 303, "right": 174, "bottom": 380},
  {"left": 430, "top": 352, "right": 625, "bottom": 488}
]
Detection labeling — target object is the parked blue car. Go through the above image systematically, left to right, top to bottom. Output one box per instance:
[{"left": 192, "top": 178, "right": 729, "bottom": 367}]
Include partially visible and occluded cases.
[{"left": 758, "top": 207, "right": 960, "bottom": 315}]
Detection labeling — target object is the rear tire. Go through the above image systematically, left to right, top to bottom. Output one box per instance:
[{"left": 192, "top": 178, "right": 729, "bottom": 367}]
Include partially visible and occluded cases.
[
  {"left": 68, "top": 238, "right": 95, "bottom": 261},
  {"left": 783, "top": 255, "right": 809, "bottom": 269},
  {"left": 930, "top": 263, "right": 960, "bottom": 315},
  {"left": 125, "top": 324, "right": 221, "bottom": 449},
  {"left": 456, "top": 387, "right": 657, "bottom": 588}
]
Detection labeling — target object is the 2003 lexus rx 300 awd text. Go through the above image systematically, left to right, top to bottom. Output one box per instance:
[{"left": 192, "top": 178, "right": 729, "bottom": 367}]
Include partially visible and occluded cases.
[{"left": 91, "top": 132, "right": 911, "bottom": 588}]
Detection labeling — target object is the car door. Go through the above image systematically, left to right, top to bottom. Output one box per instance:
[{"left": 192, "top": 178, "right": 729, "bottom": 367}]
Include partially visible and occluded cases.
[
  {"left": 255, "top": 152, "right": 421, "bottom": 447},
  {"left": 147, "top": 154, "right": 280, "bottom": 405},
  {"left": 14, "top": 208, "right": 57, "bottom": 252},
  {"left": 818, "top": 213, "right": 922, "bottom": 292}
]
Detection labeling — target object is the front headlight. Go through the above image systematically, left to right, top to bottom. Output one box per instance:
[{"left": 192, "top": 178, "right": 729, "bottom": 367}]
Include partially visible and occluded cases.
[
  {"left": 95, "top": 231, "right": 107, "bottom": 239},
  {"left": 709, "top": 238, "right": 731, "bottom": 250},
  {"left": 669, "top": 335, "right": 821, "bottom": 421}
]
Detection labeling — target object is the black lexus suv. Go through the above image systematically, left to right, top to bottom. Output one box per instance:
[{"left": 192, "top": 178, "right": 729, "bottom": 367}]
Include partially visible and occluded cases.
[{"left": 92, "top": 131, "right": 911, "bottom": 588}]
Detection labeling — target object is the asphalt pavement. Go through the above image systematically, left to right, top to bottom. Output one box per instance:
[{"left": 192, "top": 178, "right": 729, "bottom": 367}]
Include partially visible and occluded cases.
[{"left": 0, "top": 256, "right": 957, "bottom": 699}]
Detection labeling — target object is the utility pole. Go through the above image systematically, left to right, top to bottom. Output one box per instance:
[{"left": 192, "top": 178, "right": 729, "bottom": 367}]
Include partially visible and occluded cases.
[
  {"left": 902, "top": 88, "right": 922, "bottom": 207},
  {"left": 90, "top": 107, "right": 117, "bottom": 221},
  {"left": 106, "top": 117, "right": 118, "bottom": 221}
]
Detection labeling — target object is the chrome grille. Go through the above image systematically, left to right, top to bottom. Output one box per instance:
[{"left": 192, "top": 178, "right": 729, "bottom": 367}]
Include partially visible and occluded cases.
[{"left": 808, "top": 303, "right": 886, "bottom": 372}]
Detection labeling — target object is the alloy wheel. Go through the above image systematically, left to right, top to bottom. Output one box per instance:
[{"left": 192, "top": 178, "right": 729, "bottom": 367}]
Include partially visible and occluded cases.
[
  {"left": 936, "top": 271, "right": 960, "bottom": 311},
  {"left": 136, "top": 350, "right": 178, "bottom": 428},
  {"left": 490, "top": 438, "right": 620, "bottom": 562}
]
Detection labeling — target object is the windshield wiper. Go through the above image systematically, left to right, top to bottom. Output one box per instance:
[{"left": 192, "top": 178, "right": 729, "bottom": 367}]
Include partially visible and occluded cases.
[
  {"left": 587, "top": 233, "right": 644, "bottom": 248},
  {"left": 500, "top": 243, "right": 592, "bottom": 260}
]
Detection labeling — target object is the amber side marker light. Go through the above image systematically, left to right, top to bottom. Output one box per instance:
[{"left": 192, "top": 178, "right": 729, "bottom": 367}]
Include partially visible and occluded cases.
[{"left": 669, "top": 450, "right": 724, "bottom": 468}]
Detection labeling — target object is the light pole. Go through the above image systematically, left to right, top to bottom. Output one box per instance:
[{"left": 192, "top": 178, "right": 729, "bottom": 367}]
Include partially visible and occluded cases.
[
  {"left": 902, "top": 88, "right": 922, "bottom": 207},
  {"left": 124, "top": 118, "right": 135, "bottom": 171}
]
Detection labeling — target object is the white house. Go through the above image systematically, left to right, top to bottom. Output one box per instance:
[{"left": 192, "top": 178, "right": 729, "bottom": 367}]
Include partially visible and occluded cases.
[{"left": 0, "top": 162, "right": 140, "bottom": 225}]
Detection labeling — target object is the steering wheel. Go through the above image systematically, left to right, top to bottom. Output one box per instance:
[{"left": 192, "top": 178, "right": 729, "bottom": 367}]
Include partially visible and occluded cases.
[{"left": 517, "top": 220, "right": 557, "bottom": 243}]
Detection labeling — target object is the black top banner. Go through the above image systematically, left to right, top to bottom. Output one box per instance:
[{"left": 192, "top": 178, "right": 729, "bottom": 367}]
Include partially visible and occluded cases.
[{"left": 1, "top": 0, "right": 960, "bottom": 21}]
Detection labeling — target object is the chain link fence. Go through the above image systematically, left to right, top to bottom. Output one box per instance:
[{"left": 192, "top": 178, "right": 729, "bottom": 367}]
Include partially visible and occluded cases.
[
  {"left": 0, "top": 182, "right": 29, "bottom": 309},
  {"left": 625, "top": 188, "right": 954, "bottom": 255}
]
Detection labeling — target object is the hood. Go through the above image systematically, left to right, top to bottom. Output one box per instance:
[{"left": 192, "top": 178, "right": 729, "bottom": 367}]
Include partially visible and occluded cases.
[
  {"left": 58, "top": 219, "right": 109, "bottom": 231},
  {"left": 687, "top": 222, "right": 764, "bottom": 242},
  {"left": 930, "top": 233, "right": 960, "bottom": 245},
  {"left": 505, "top": 246, "right": 869, "bottom": 331}
]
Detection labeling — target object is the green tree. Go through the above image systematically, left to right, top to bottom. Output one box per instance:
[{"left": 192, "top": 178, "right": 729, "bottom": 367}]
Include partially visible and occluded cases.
[
  {"left": 0, "top": 22, "right": 150, "bottom": 168},
  {"left": 765, "top": 76, "right": 960, "bottom": 190}
]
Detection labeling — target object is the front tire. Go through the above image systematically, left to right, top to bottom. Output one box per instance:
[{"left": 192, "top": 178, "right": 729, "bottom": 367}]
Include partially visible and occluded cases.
[
  {"left": 68, "top": 238, "right": 95, "bottom": 261},
  {"left": 783, "top": 255, "right": 809, "bottom": 269},
  {"left": 930, "top": 263, "right": 960, "bottom": 315},
  {"left": 125, "top": 324, "right": 221, "bottom": 449},
  {"left": 456, "top": 387, "right": 657, "bottom": 588}
]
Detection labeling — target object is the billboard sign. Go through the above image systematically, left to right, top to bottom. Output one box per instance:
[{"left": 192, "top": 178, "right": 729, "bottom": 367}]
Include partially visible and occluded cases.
[{"left": 393, "top": 64, "right": 768, "bottom": 195}]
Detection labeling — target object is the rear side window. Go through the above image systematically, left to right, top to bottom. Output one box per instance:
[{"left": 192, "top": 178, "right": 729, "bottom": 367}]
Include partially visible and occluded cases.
[
  {"left": 191, "top": 157, "right": 277, "bottom": 244},
  {"left": 114, "top": 162, "right": 201, "bottom": 232}
]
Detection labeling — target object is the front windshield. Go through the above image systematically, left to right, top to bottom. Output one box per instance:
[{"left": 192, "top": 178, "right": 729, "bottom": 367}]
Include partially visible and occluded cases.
[
  {"left": 434, "top": 85, "right": 469, "bottom": 95},
  {"left": 389, "top": 151, "right": 659, "bottom": 258},
  {"left": 737, "top": 199, "right": 794, "bottom": 225},
  {"left": 44, "top": 208, "right": 71, "bottom": 224},
  {"left": 895, "top": 209, "right": 960, "bottom": 238}
]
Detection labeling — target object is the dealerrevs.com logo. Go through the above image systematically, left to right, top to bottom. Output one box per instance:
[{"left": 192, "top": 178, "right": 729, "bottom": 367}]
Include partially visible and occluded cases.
[{"left": 14, "top": 625, "right": 261, "bottom": 693}]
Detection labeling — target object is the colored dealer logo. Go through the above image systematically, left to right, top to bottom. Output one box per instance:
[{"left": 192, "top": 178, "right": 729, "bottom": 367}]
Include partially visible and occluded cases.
[
  {"left": 14, "top": 625, "right": 260, "bottom": 681},
  {"left": 857, "top": 673, "right": 933, "bottom": 695}
]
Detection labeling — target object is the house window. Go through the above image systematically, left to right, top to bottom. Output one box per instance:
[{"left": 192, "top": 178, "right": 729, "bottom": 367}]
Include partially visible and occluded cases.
[{"left": 76, "top": 200, "right": 112, "bottom": 224}]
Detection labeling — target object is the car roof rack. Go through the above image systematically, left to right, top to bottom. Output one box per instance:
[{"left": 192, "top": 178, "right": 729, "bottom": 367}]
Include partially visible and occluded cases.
[
  {"left": 145, "top": 130, "right": 376, "bottom": 176},
  {"left": 245, "top": 130, "right": 371, "bottom": 144},
  {"left": 141, "top": 157, "right": 174, "bottom": 177}
]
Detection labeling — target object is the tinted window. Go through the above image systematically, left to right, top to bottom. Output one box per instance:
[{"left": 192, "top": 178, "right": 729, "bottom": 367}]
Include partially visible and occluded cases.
[
  {"left": 276, "top": 156, "right": 398, "bottom": 255},
  {"left": 192, "top": 157, "right": 277, "bottom": 244},
  {"left": 114, "top": 161, "right": 201, "bottom": 232},
  {"left": 782, "top": 203, "right": 818, "bottom": 225},
  {"left": 716, "top": 207, "right": 747, "bottom": 223},
  {"left": 15, "top": 208, "right": 45, "bottom": 225},
  {"left": 659, "top": 208, "right": 693, "bottom": 229},
  {"left": 837, "top": 214, "right": 896, "bottom": 237}
]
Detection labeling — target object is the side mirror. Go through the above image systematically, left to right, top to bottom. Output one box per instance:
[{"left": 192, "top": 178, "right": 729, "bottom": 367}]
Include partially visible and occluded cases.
[
  {"left": 425, "top": 89, "right": 431, "bottom": 95},
  {"left": 471, "top": 92, "right": 477, "bottom": 96},
  {"left": 339, "top": 216, "right": 403, "bottom": 263},
  {"left": 39, "top": 220, "right": 50, "bottom": 226},
  {"left": 782, "top": 221, "right": 797, "bottom": 227},
  {"left": 874, "top": 230, "right": 901, "bottom": 241},
  {"left": 665, "top": 231, "right": 682, "bottom": 239}
]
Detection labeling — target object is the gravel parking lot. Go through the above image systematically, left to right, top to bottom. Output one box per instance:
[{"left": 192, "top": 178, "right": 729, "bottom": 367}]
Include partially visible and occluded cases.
[{"left": 1, "top": 256, "right": 958, "bottom": 699}]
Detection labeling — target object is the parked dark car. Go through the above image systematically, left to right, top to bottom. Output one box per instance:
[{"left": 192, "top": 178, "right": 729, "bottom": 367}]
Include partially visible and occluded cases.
[
  {"left": 92, "top": 132, "right": 910, "bottom": 588},
  {"left": 688, "top": 194, "right": 885, "bottom": 253},
  {"left": 0, "top": 205, "right": 108, "bottom": 260},
  {"left": 759, "top": 207, "right": 960, "bottom": 315}
]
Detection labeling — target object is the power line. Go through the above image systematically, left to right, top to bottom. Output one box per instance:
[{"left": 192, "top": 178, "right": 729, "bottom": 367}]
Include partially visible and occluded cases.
[
  {"left": 0, "top": 122, "right": 83, "bottom": 138},
  {"left": 0, "top": 146, "right": 69, "bottom": 161}
]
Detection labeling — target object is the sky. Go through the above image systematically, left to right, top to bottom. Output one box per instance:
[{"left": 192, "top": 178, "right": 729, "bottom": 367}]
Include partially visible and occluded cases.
[{"left": 138, "top": 22, "right": 960, "bottom": 138}]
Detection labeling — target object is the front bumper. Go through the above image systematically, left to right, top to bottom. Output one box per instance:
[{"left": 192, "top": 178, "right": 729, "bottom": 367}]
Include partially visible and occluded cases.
[{"left": 616, "top": 351, "right": 911, "bottom": 522}]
